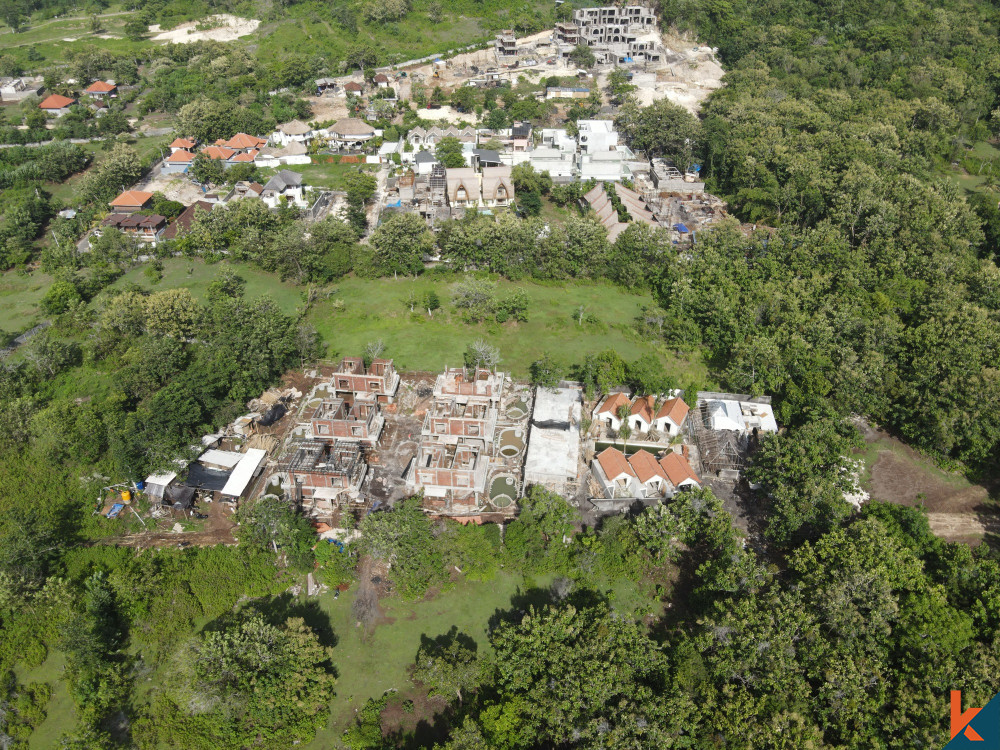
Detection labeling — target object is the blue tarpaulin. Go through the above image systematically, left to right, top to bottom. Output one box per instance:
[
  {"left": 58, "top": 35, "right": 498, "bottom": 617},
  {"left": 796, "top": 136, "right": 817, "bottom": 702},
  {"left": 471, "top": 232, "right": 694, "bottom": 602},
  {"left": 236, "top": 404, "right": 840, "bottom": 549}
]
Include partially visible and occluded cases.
[
  {"left": 387, "top": 199, "right": 402, "bottom": 207},
  {"left": 674, "top": 223, "right": 690, "bottom": 233},
  {"left": 107, "top": 503, "right": 125, "bottom": 519}
]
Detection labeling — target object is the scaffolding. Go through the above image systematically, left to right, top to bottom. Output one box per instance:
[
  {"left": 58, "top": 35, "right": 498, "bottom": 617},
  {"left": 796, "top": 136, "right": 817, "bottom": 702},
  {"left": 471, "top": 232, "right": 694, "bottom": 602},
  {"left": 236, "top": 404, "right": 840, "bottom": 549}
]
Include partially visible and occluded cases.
[{"left": 690, "top": 401, "right": 750, "bottom": 475}]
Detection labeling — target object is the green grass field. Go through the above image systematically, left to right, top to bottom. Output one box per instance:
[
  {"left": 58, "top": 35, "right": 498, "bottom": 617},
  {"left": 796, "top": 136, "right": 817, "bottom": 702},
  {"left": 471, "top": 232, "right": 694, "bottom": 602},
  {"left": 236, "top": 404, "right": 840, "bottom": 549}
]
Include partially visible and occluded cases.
[
  {"left": 260, "top": 159, "right": 380, "bottom": 192},
  {"left": 110, "top": 257, "right": 306, "bottom": 313},
  {"left": 0, "top": 269, "right": 53, "bottom": 333},
  {"left": 307, "top": 274, "right": 707, "bottom": 380},
  {"left": 302, "top": 567, "right": 660, "bottom": 744},
  {"left": 17, "top": 651, "right": 76, "bottom": 749}
]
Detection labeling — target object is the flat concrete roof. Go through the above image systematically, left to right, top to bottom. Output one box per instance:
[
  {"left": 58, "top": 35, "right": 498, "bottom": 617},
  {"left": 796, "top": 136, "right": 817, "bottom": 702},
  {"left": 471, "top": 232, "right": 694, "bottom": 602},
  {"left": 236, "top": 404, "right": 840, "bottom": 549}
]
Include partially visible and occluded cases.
[{"left": 524, "top": 386, "right": 582, "bottom": 487}]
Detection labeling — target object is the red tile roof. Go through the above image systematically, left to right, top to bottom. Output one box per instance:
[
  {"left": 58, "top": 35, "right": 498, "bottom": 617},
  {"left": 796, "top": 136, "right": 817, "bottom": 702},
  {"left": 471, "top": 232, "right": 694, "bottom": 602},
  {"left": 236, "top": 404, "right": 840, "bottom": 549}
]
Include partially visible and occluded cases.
[
  {"left": 373, "top": 73, "right": 389, "bottom": 83},
  {"left": 85, "top": 81, "right": 116, "bottom": 94},
  {"left": 344, "top": 81, "right": 363, "bottom": 91},
  {"left": 39, "top": 94, "right": 75, "bottom": 110},
  {"left": 225, "top": 133, "right": 267, "bottom": 150},
  {"left": 170, "top": 137, "right": 196, "bottom": 149},
  {"left": 201, "top": 146, "right": 236, "bottom": 160},
  {"left": 166, "top": 149, "right": 196, "bottom": 163},
  {"left": 230, "top": 149, "right": 259, "bottom": 162},
  {"left": 109, "top": 190, "right": 153, "bottom": 208},
  {"left": 596, "top": 392, "right": 630, "bottom": 417},
  {"left": 630, "top": 395, "right": 654, "bottom": 423},
  {"left": 656, "top": 397, "right": 689, "bottom": 426},
  {"left": 596, "top": 447, "right": 634, "bottom": 480},
  {"left": 627, "top": 449, "right": 666, "bottom": 484},
  {"left": 659, "top": 452, "right": 700, "bottom": 487}
]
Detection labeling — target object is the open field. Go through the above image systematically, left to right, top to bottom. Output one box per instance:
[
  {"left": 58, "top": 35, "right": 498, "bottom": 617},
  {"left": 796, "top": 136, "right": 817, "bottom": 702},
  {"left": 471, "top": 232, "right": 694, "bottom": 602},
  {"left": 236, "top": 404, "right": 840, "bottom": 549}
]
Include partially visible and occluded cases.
[
  {"left": 110, "top": 258, "right": 305, "bottom": 313},
  {"left": 0, "top": 269, "right": 53, "bottom": 332},
  {"left": 307, "top": 274, "right": 708, "bottom": 380},
  {"left": 855, "top": 419, "right": 997, "bottom": 544},
  {"left": 302, "top": 567, "right": 660, "bottom": 744}
]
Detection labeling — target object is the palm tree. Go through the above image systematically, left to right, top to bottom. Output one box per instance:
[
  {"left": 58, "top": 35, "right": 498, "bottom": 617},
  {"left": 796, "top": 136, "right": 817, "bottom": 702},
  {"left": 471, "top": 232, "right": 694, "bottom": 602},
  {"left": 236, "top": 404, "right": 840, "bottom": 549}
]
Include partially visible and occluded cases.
[{"left": 618, "top": 422, "right": 632, "bottom": 455}]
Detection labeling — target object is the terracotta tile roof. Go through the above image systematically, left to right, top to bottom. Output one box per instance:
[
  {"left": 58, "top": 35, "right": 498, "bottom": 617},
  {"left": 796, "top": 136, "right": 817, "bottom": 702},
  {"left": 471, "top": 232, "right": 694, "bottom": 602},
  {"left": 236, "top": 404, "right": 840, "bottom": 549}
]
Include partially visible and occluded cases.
[
  {"left": 373, "top": 73, "right": 389, "bottom": 83},
  {"left": 85, "top": 80, "right": 116, "bottom": 94},
  {"left": 344, "top": 81, "right": 363, "bottom": 91},
  {"left": 39, "top": 94, "right": 75, "bottom": 109},
  {"left": 226, "top": 133, "right": 267, "bottom": 149},
  {"left": 170, "top": 137, "right": 196, "bottom": 149},
  {"left": 201, "top": 146, "right": 236, "bottom": 160},
  {"left": 166, "top": 149, "right": 195, "bottom": 163},
  {"left": 231, "top": 149, "right": 259, "bottom": 162},
  {"left": 109, "top": 190, "right": 153, "bottom": 207},
  {"left": 596, "top": 392, "right": 630, "bottom": 416},
  {"left": 630, "top": 395, "right": 654, "bottom": 423},
  {"left": 656, "top": 397, "right": 689, "bottom": 426},
  {"left": 596, "top": 447, "right": 634, "bottom": 480},
  {"left": 627, "top": 449, "right": 666, "bottom": 484},
  {"left": 659, "top": 452, "right": 700, "bottom": 487}
]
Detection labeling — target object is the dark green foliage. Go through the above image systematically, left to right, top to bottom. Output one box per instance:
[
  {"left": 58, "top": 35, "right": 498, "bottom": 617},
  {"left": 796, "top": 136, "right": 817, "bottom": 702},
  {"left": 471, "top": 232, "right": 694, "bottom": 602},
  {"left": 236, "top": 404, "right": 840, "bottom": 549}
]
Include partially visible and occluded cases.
[
  {"left": 746, "top": 419, "right": 864, "bottom": 548},
  {"left": 235, "top": 496, "right": 316, "bottom": 571},
  {"left": 358, "top": 497, "right": 445, "bottom": 598}
]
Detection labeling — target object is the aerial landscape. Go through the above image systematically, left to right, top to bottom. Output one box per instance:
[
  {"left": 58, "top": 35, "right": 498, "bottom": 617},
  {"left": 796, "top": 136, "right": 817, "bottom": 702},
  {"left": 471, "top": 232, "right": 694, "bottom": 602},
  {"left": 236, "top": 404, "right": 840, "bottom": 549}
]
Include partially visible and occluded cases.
[{"left": 0, "top": 0, "right": 998, "bottom": 746}]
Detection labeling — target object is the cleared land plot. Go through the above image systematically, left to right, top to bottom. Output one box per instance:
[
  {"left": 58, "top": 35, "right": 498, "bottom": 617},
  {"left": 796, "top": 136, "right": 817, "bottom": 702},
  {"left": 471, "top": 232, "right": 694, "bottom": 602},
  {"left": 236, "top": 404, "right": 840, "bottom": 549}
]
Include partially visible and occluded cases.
[
  {"left": 307, "top": 275, "right": 708, "bottom": 379},
  {"left": 856, "top": 420, "right": 995, "bottom": 543}
]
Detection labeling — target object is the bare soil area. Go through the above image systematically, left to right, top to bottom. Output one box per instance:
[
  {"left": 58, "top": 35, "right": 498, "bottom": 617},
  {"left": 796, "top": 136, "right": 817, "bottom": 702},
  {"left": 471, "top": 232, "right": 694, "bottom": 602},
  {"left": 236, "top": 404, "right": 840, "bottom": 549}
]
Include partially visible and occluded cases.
[
  {"left": 149, "top": 14, "right": 260, "bottom": 44},
  {"left": 857, "top": 418, "right": 996, "bottom": 544}
]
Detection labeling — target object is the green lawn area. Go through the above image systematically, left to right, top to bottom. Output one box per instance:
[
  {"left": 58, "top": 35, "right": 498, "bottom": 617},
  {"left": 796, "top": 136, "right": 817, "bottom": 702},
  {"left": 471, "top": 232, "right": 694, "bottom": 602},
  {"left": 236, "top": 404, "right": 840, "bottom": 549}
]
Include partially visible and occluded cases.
[
  {"left": 943, "top": 140, "right": 1000, "bottom": 197},
  {"left": 260, "top": 159, "right": 380, "bottom": 192},
  {"left": 110, "top": 257, "right": 305, "bottom": 314},
  {"left": 0, "top": 269, "right": 53, "bottom": 333},
  {"left": 307, "top": 274, "right": 708, "bottom": 380},
  {"left": 303, "top": 568, "right": 660, "bottom": 744},
  {"left": 17, "top": 651, "right": 76, "bottom": 749}
]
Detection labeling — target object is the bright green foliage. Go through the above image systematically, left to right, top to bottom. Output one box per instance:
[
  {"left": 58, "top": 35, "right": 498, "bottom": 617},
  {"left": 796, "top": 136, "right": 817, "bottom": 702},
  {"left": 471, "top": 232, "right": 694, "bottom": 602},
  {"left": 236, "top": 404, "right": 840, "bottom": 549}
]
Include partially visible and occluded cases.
[
  {"left": 435, "top": 136, "right": 466, "bottom": 168},
  {"left": 364, "top": 212, "right": 433, "bottom": 277},
  {"left": 746, "top": 419, "right": 864, "bottom": 547},
  {"left": 235, "top": 496, "right": 316, "bottom": 571},
  {"left": 358, "top": 497, "right": 445, "bottom": 599},
  {"left": 485, "top": 600, "right": 672, "bottom": 747},
  {"left": 137, "top": 614, "right": 335, "bottom": 749},
  {"left": 411, "top": 626, "right": 479, "bottom": 703}
]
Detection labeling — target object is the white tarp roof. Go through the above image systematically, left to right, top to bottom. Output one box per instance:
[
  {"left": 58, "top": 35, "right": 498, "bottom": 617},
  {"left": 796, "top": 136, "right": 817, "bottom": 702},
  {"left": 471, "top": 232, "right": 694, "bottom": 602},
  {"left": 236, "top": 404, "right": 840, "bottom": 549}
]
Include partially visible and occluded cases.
[
  {"left": 709, "top": 400, "right": 745, "bottom": 432},
  {"left": 198, "top": 449, "right": 245, "bottom": 469},
  {"left": 221, "top": 449, "right": 267, "bottom": 498},
  {"left": 145, "top": 471, "right": 177, "bottom": 487}
]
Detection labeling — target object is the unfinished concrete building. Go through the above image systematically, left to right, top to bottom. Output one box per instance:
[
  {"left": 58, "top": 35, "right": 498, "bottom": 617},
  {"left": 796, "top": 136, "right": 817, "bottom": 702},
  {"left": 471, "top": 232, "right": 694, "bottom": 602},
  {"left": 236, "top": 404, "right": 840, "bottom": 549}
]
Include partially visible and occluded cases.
[
  {"left": 566, "top": 6, "right": 662, "bottom": 65},
  {"left": 495, "top": 30, "right": 517, "bottom": 58},
  {"left": 331, "top": 357, "right": 400, "bottom": 403},
  {"left": 434, "top": 367, "right": 505, "bottom": 408},
  {"left": 310, "top": 396, "right": 384, "bottom": 446},
  {"left": 421, "top": 399, "right": 498, "bottom": 451},
  {"left": 285, "top": 440, "right": 367, "bottom": 512},
  {"left": 411, "top": 442, "right": 490, "bottom": 504}
]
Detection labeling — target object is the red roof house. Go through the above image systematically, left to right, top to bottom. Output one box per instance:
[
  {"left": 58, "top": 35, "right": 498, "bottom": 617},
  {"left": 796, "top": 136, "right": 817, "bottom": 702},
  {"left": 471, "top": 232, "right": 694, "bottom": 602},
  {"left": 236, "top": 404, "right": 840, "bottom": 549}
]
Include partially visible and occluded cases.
[
  {"left": 85, "top": 81, "right": 117, "bottom": 97},
  {"left": 39, "top": 94, "right": 76, "bottom": 113}
]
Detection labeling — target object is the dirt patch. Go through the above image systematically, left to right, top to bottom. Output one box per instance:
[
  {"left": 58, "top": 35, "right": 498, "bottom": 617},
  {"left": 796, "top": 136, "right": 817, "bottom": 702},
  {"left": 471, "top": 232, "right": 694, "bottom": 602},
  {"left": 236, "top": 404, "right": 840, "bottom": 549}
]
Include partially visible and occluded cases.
[
  {"left": 149, "top": 14, "right": 259, "bottom": 44},
  {"left": 135, "top": 170, "right": 207, "bottom": 204},
  {"left": 858, "top": 418, "right": 995, "bottom": 543},
  {"left": 868, "top": 450, "right": 988, "bottom": 512},
  {"left": 380, "top": 690, "right": 451, "bottom": 742}
]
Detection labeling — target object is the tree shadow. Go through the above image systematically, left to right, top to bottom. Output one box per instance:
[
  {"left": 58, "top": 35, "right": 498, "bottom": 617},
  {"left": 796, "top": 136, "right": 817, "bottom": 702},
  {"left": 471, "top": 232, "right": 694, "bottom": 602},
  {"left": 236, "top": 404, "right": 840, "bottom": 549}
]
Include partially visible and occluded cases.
[
  {"left": 487, "top": 584, "right": 608, "bottom": 631},
  {"left": 201, "top": 592, "right": 338, "bottom": 649},
  {"left": 416, "top": 624, "right": 478, "bottom": 660}
]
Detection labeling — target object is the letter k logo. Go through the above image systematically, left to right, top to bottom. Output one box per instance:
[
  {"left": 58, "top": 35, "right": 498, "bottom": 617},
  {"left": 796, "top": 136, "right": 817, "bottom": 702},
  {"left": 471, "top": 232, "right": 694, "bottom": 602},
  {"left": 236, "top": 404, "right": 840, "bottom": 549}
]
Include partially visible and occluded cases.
[{"left": 953, "top": 691, "right": 985, "bottom": 741}]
